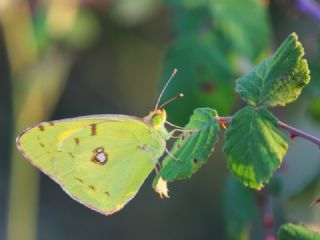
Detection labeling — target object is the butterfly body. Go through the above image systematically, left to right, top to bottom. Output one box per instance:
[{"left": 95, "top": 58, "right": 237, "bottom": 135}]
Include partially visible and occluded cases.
[{"left": 17, "top": 110, "right": 168, "bottom": 215}]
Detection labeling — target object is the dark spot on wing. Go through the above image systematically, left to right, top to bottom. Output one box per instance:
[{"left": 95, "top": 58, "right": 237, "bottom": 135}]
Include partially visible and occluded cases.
[
  {"left": 91, "top": 123, "right": 97, "bottom": 136},
  {"left": 38, "top": 125, "right": 45, "bottom": 131},
  {"left": 74, "top": 138, "right": 80, "bottom": 145},
  {"left": 40, "top": 142, "right": 45, "bottom": 148},
  {"left": 137, "top": 144, "right": 148, "bottom": 151},
  {"left": 91, "top": 147, "right": 108, "bottom": 165},
  {"left": 68, "top": 152, "right": 75, "bottom": 158},
  {"left": 193, "top": 158, "right": 199, "bottom": 164},
  {"left": 74, "top": 177, "right": 84, "bottom": 183},
  {"left": 89, "top": 185, "right": 96, "bottom": 191},
  {"left": 105, "top": 191, "right": 111, "bottom": 196}
]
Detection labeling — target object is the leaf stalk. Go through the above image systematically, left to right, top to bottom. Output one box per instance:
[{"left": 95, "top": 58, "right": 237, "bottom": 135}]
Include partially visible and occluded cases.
[{"left": 218, "top": 116, "right": 320, "bottom": 148}]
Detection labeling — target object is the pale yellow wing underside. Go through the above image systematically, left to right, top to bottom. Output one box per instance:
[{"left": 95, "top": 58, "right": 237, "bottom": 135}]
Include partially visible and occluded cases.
[{"left": 16, "top": 115, "right": 166, "bottom": 215}]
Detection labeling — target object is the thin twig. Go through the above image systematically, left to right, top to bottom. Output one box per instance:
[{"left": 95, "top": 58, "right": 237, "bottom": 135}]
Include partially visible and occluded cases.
[{"left": 217, "top": 116, "right": 320, "bottom": 148}]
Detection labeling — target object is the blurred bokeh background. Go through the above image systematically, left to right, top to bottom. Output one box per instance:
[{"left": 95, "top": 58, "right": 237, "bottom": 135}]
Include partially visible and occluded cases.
[{"left": 0, "top": 0, "right": 319, "bottom": 239}]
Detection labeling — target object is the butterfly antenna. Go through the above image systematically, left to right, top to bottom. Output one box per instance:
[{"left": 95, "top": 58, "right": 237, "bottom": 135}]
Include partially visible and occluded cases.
[
  {"left": 154, "top": 68, "right": 178, "bottom": 111},
  {"left": 158, "top": 93, "right": 184, "bottom": 109}
]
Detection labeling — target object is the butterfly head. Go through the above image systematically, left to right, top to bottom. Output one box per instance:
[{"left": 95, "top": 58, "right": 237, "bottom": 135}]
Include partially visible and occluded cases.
[
  {"left": 148, "top": 68, "right": 183, "bottom": 130},
  {"left": 147, "top": 91, "right": 184, "bottom": 128},
  {"left": 145, "top": 109, "right": 167, "bottom": 129},
  {"left": 151, "top": 109, "right": 167, "bottom": 128}
]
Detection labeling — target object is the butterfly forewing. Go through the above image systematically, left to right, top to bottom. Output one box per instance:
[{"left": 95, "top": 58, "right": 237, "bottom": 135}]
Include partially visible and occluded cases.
[
  {"left": 16, "top": 116, "right": 110, "bottom": 181},
  {"left": 54, "top": 118, "right": 166, "bottom": 215}
]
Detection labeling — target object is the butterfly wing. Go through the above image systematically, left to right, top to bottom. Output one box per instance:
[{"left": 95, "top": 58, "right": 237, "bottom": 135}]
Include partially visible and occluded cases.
[
  {"left": 17, "top": 115, "right": 166, "bottom": 215},
  {"left": 17, "top": 115, "right": 113, "bottom": 181}
]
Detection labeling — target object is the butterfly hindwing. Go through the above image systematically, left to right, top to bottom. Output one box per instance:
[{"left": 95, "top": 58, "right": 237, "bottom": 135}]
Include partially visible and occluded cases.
[{"left": 54, "top": 118, "right": 166, "bottom": 214}]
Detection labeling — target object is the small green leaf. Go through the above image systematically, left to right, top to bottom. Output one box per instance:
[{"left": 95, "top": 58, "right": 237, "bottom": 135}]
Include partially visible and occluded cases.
[
  {"left": 236, "top": 33, "right": 310, "bottom": 107},
  {"left": 224, "top": 106, "right": 288, "bottom": 190},
  {"left": 155, "top": 108, "right": 220, "bottom": 184},
  {"left": 224, "top": 177, "right": 257, "bottom": 240},
  {"left": 278, "top": 223, "right": 320, "bottom": 240}
]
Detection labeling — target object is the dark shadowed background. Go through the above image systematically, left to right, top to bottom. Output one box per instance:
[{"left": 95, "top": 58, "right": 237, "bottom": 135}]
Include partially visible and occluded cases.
[{"left": 0, "top": 1, "right": 320, "bottom": 240}]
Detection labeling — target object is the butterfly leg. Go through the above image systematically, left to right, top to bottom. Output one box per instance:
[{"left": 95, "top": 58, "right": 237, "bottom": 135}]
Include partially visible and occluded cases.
[
  {"left": 165, "top": 121, "right": 185, "bottom": 129},
  {"left": 166, "top": 129, "right": 198, "bottom": 140},
  {"left": 165, "top": 147, "right": 179, "bottom": 160},
  {"left": 152, "top": 148, "right": 178, "bottom": 175},
  {"left": 157, "top": 161, "right": 162, "bottom": 169},
  {"left": 154, "top": 163, "right": 159, "bottom": 175}
]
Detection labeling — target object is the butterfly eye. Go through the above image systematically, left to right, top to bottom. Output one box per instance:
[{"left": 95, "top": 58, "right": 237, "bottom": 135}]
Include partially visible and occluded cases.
[{"left": 155, "top": 109, "right": 163, "bottom": 115}]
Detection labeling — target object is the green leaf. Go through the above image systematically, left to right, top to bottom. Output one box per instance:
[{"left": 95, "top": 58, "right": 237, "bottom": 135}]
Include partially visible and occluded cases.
[
  {"left": 165, "top": 0, "right": 209, "bottom": 9},
  {"left": 167, "top": 0, "right": 270, "bottom": 61},
  {"left": 210, "top": 0, "right": 270, "bottom": 61},
  {"left": 173, "top": 7, "right": 211, "bottom": 35},
  {"left": 160, "top": 33, "right": 235, "bottom": 125},
  {"left": 236, "top": 33, "right": 310, "bottom": 107},
  {"left": 308, "top": 58, "right": 320, "bottom": 123},
  {"left": 308, "top": 59, "right": 320, "bottom": 97},
  {"left": 309, "top": 98, "right": 320, "bottom": 123},
  {"left": 224, "top": 106, "right": 288, "bottom": 190},
  {"left": 154, "top": 108, "right": 220, "bottom": 184},
  {"left": 224, "top": 177, "right": 257, "bottom": 240},
  {"left": 278, "top": 223, "right": 320, "bottom": 240}
]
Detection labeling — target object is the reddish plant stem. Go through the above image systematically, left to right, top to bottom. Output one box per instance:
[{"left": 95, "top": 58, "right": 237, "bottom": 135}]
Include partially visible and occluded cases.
[{"left": 218, "top": 116, "right": 320, "bottom": 148}]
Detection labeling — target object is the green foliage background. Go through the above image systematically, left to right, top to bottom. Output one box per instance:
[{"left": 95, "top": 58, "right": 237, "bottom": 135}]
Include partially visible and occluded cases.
[{"left": 0, "top": 1, "right": 319, "bottom": 240}]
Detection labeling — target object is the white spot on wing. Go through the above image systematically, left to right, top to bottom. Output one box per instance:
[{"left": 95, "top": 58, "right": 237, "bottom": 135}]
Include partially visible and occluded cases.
[
  {"left": 92, "top": 147, "right": 108, "bottom": 165},
  {"left": 96, "top": 152, "right": 107, "bottom": 163}
]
